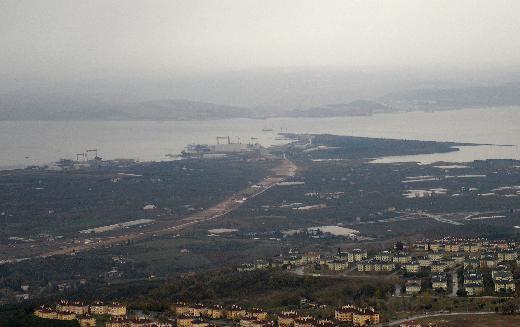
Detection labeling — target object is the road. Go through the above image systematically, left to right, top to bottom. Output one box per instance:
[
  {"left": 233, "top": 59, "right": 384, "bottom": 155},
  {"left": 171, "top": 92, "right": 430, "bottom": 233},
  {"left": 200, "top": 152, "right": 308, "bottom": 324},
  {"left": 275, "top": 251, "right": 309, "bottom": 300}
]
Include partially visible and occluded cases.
[
  {"left": 33, "top": 159, "right": 297, "bottom": 259},
  {"left": 289, "top": 265, "right": 400, "bottom": 281},
  {"left": 450, "top": 270, "right": 459, "bottom": 297},
  {"left": 381, "top": 311, "right": 496, "bottom": 326}
]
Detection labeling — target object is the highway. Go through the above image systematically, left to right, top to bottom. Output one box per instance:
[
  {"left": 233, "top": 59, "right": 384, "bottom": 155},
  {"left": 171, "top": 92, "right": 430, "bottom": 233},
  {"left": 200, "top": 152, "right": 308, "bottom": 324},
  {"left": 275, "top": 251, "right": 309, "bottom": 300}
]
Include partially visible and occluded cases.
[{"left": 32, "top": 159, "right": 297, "bottom": 259}]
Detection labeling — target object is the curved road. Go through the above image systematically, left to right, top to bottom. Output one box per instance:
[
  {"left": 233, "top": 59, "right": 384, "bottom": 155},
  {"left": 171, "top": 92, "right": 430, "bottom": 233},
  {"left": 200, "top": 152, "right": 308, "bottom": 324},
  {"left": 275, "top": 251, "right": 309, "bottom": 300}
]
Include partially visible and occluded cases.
[{"left": 382, "top": 311, "right": 496, "bottom": 326}]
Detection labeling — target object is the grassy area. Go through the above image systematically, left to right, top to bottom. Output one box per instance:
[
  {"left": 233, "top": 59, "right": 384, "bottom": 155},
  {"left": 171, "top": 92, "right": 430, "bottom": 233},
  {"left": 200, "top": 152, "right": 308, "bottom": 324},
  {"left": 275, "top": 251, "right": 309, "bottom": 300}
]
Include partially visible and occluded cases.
[
  {"left": 0, "top": 158, "right": 275, "bottom": 238},
  {"left": 413, "top": 313, "right": 520, "bottom": 326}
]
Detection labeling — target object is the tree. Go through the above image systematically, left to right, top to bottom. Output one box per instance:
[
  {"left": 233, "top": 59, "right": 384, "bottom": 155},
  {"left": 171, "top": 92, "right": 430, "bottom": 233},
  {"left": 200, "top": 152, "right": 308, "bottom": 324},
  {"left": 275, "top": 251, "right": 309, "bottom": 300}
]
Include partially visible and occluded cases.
[
  {"left": 456, "top": 289, "right": 467, "bottom": 297},
  {"left": 501, "top": 300, "right": 519, "bottom": 315}
]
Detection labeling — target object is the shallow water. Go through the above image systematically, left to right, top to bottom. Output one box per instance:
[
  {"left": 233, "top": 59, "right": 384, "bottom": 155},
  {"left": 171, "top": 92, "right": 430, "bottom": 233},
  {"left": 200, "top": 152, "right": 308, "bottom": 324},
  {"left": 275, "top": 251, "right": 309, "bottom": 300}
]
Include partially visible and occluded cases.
[{"left": 1, "top": 106, "right": 519, "bottom": 168}]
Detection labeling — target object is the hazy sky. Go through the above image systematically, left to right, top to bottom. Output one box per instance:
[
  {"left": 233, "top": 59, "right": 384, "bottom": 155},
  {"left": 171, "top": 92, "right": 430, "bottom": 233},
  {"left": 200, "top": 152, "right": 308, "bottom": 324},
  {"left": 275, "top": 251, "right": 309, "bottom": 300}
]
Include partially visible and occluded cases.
[{"left": 1, "top": 0, "right": 520, "bottom": 105}]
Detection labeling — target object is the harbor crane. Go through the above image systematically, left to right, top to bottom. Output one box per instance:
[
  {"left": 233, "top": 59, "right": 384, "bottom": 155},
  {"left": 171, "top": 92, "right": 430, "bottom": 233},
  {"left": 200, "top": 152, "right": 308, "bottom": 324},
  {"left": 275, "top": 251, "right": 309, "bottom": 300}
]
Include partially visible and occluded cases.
[
  {"left": 216, "top": 136, "right": 231, "bottom": 144},
  {"left": 86, "top": 149, "right": 98, "bottom": 159},
  {"left": 76, "top": 153, "right": 86, "bottom": 161}
]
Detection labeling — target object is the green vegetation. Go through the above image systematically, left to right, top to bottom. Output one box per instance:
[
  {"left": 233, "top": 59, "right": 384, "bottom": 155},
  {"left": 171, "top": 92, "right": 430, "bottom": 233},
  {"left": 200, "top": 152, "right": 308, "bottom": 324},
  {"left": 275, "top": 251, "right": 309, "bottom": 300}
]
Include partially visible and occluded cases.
[
  {"left": 283, "top": 133, "right": 468, "bottom": 160},
  {"left": 4, "top": 134, "right": 520, "bottom": 321},
  {"left": 0, "top": 158, "right": 274, "bottom": 237},
  {"left": 82, "top": 268, "right": 393, "bottom": 313},
  {"left": 0, "top": 305, "right": 78, "bottom": 327}
]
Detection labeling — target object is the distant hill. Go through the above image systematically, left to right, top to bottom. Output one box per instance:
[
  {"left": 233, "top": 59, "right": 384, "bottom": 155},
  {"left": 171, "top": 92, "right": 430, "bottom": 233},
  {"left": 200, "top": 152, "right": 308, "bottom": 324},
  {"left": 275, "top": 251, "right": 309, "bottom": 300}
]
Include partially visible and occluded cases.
[
  {"left": 2, "top": 81, "right": 520, "bottom": 121},
  {"left": 381, "top": 82, "right": 520, "bottom": 109},
  {"left": 0, "top": 98, "right": 254, "bottom": 121},
  {"left": 123, "top": 99, "right": 254, "bottom": 120},
  {"left": 286, "top": 100, "right": 395, "bottom": 117}
]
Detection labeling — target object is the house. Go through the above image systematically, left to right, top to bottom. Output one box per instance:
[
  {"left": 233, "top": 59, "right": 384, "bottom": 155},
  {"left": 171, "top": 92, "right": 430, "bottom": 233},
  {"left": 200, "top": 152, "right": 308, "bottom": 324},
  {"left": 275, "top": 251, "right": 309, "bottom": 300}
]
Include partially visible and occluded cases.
[
  {"left": 413, "top": 241, "right": 429, "bottom": 251},
  {"left": 490, "top": 241, "right": 510, "bottom": 250},
  {"left": 429, "top": 243, "right": 444, "bottom": 252},
  {"left": 445, "top": 243, "right": 461, "bottom": 252},
  {"left": 462, "top": 243, "right": 482, "bottom": 253},
  {"left": 464, "top": 243, "right": 481, "bottom": 253},
  {"left": 348, "top": 249, "right": 368, "bottom": 263},
  {"left": 497, "top": 249, "right": 518, "bottom": 262},
  {"left": 375, "top": 251, "right": 393, "bottom": 262},
  {"left": 302, "top": 252, "right": 321, "bottom": 264},
  {"left": 393, "top": 252, "right": 412, "bottom": 264},
  {"left": 427, "top": 252, "right": 443, "bottom": 261},
  {"left": 451, "top": 253, "right": 466, "bottom": 264},
  {"left": 480, "top": 253, "right": 498, "bottom": 269},
  {"left": 284, "top": 255, "right": 304, "bottom": 267},
  {"left": 417, "top": 256, "right": 432, "bottom": 268},
  {"left": 271, "top": 257, "right": 284, "bottom": 268},
  {"left": 464, "top": 258, "right": 480, "bottom": 269},
  {"left": 255, "top": 259, "right": 270, "bottom": 270},
  {"left": 326, "top": 259, "right": 348, "bottom": 271},
  {"left": 357, "top": 259, "right": 395, "bottom": 273},
  {"left": 445, "top": 259, "right": 457, "bottom": 269},
  {"left": 357, "top": 261, "right": 372, "bottom": 272},
  {"left": 405, "top": 261, "right": 420, "bottom": 273},
  {"left": 430, "top": 261, "right": 447, "bottom": 273},
  {"left": 381, "top": 262, "right": 396, "bottom": 272},
  {"left": 238, "top": 263, "right": 256, "bottom": 272},
  {"left": 492, "top": 269, "right": 515, "bottom": 293},
  {"left": 464, "top": 270, "right": 484, "bottom": 295},
  {"left": 464, "top": 270, "right": 483, "bottom": 284},
  {"left": 492, "top": 270, "right": 513, "bottom": 282},
  {"left": 431, "top": 274, "right": 448, "bottom": 291},
  {"left": 405, "top": 280, "right": 422, "bottom": 295},
  {"left": 494, "top": 280, "right": 516, "bottom": 293},
  {"left": 465, "top": 283, "right": 484, "bottom": 296},
  {"left": 56, "top": 300, "right": 89, "bottom": 315},
  {"left": 89, "top": 301, "right": 108, "bottom": 315},
  {"left": 107, "top": 302, "right": 127, "bottom": 316},
  {"left": 174, "top": 302, "right": 191, "bottom": 316},
  {"left": 189, "top": 303, "right": 208, "bottom": 317},
  {"left": 206, "top": 304, "right": 225, "bottom": 319},
  {"left": 227, "top": 305, "right": 247, "bottom": 320},
  {"left": 335, "top": 305, "right": 379, "bottom": 326},
  {"left": 34, "top": 306, "right": 57, "bottom": 319},
  {"left": 248, "top": 308, "right": 268, "bottom": 321},
  {"left": 353, "top": 308, "right": 379, "bottom": 326},
  {"left": 57, "top": 311, "right": 76, "bottom": 321},
  {"left": 278, "top": 311, "right": 298, "bottom": 326},
  {"left": 77, "top": 314, "right": 96, "bottom": 327},
  {"left": 177, "top": 315, "right": 196, "bottom": 327},
  {"left": 178, "top": 316, "right": 209, "bottom": 327},
  {"left": 241, "top": 316, "right": 265, "bottom": 327},
  {"left": 294, "top": 316, "right": 317, "bottom": 327},
  {"left": 106, "top": 317, "right": 128, "bottom": 327},
  {"left": 127, "top": 317, "right": 154, "bottom": 327},
  {"left": 191, "top": 318, "right": 210, "bottom": 327},
  {"left": 316, "top": 319, "right": 339, "bottom": 327},
  {"left": 399, "top": 322, "right": 424, "bottom": 327}
]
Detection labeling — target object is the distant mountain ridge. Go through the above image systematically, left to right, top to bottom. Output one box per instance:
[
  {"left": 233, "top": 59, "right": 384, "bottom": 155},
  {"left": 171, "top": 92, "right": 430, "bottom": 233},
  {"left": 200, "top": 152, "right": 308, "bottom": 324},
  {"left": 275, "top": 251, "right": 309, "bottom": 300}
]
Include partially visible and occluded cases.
[
  {"left": 1, "top": 82, "right": 520, "bottom": 121},
  {"left": 382, "top": 82, "right": 520, "bottom": 108},
  {"left": 0, "top": 99, "right": 255, "bottom": 121},
  {"left": 124, "top": 99, "right": 254, "bottom": 120},
  {"left": 286, "top": 100, "right": 394, "bottom": 117}
]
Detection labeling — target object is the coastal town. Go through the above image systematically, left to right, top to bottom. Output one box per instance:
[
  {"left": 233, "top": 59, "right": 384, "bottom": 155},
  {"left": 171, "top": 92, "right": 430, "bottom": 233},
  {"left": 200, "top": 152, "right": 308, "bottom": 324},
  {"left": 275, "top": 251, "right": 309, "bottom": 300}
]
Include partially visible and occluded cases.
[
  {"left": 30, "top": 235, "right": 520, "bottom": 326},
  {"left": 238, "top": 236, "right": 520, "bottom": 297},
  {"left": 34, "top": 300, "right": 380, "bottom": 327}
]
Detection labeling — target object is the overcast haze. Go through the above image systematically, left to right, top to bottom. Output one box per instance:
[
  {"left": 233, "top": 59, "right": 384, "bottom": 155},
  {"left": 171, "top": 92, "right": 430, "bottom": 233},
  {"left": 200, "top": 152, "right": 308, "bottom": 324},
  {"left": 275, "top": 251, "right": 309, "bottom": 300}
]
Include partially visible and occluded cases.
[{"left": 2, "top": 0, "right": 520, "bottom": 111}]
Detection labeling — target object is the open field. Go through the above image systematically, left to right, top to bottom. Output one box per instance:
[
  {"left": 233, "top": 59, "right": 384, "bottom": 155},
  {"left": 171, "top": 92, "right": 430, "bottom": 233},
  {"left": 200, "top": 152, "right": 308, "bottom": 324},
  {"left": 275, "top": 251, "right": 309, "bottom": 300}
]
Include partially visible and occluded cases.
[
  {"left": 1, "top": 158, "right": 296, "bottom": 261},
  {"left": 406, "top": 313, "right": 520, "bottom": 326}
]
